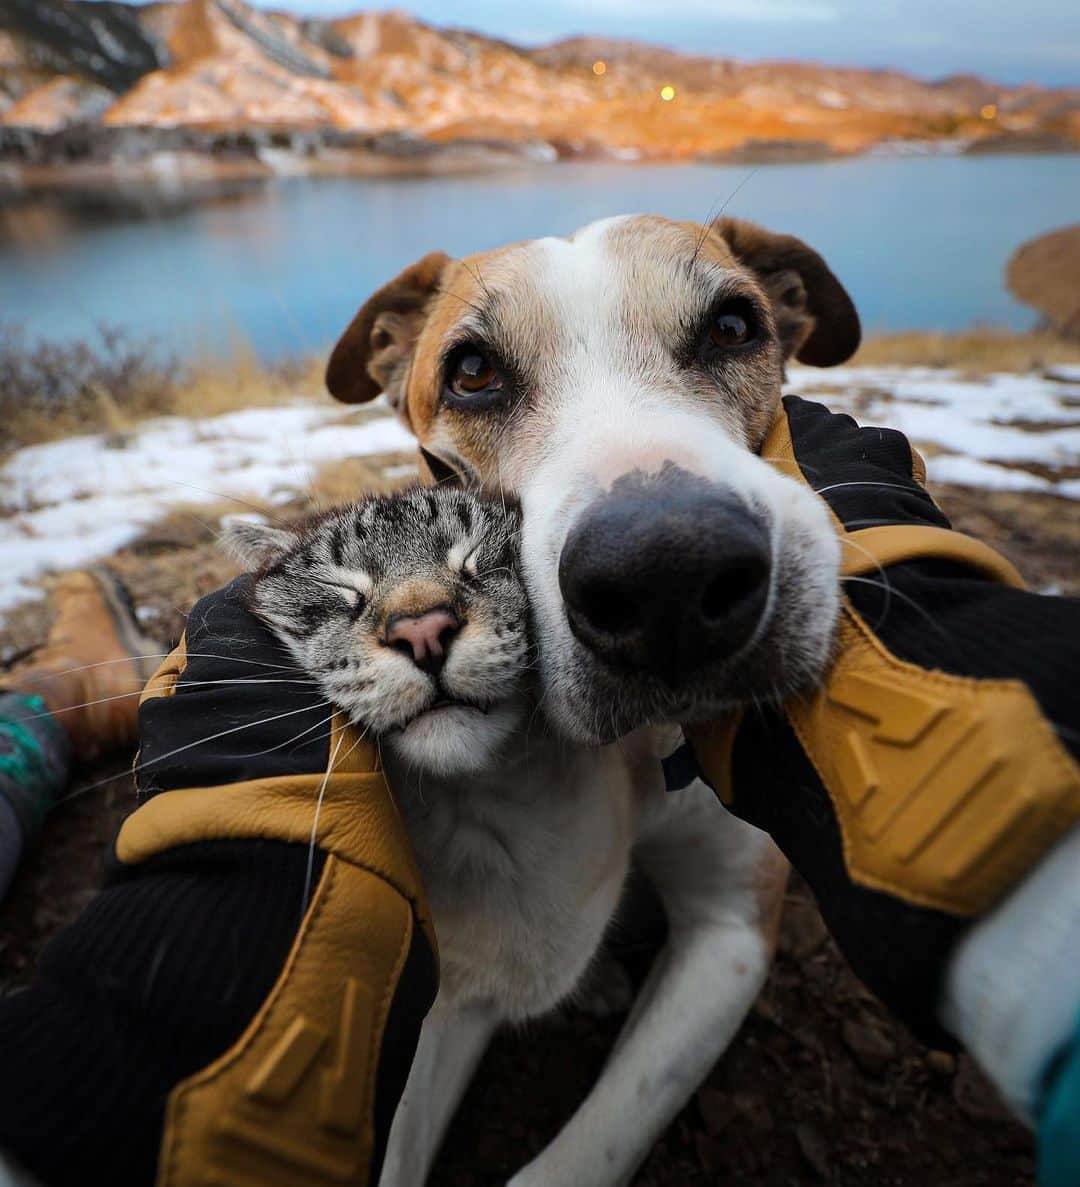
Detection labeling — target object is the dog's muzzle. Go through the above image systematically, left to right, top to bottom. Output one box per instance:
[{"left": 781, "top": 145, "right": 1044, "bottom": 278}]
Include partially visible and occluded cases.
[{"left": 558, "top": 465, "right": 771, "bottom": 688}]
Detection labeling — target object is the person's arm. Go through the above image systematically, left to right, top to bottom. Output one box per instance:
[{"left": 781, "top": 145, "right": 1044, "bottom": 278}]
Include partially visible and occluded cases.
[
  {"left": 684, "top": 396, "right": 1080, "bottom": 1183},
  {"left": 0, "top": 577, "right": 437, "bottom": 1187}
]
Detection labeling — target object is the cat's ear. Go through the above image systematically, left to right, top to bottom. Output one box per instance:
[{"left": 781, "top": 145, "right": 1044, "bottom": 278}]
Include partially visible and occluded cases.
[{"left": 220, "top": 518, "right": 298, "bottom": 568}]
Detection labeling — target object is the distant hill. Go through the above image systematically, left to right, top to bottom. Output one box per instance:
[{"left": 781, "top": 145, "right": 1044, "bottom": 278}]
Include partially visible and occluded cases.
[{"left": 1, "top": 0, "right": 1077, "bottom": 173}]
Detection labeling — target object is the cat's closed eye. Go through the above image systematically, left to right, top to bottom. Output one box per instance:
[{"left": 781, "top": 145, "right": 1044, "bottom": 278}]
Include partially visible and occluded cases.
[{"left": 309, "top": 577, "right": 367, "bottom": 612}]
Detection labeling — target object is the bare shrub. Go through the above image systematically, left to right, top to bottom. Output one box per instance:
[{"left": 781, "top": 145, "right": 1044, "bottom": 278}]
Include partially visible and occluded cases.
[
  {"left": 0, "top": 322, "right": 178, "bottom": 450},
  {"left": 0, "top": 324, "right": 326, "bottom": 453}
]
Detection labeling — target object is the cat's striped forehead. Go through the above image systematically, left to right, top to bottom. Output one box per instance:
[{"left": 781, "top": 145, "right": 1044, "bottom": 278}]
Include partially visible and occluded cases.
[{"left": 288, "top": 486, "right": 520, "bottom": 584}]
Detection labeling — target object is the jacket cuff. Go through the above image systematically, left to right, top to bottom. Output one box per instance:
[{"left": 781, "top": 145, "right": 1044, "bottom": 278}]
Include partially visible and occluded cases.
[{"left": 941, "top": 822, "right": 1080, "bottom": 1122}]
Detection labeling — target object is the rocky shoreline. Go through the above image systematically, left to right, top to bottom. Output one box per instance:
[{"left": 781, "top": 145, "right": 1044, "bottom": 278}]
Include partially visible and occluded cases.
[
  {"left": 1, "top": 122, "right": 1076, "bottom": 195},
  {"left": 0, "top": 124, "right": 567, "bottom": 190}
]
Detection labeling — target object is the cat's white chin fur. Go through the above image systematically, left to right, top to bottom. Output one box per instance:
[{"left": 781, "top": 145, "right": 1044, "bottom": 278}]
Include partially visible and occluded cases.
[{"left": 384, "top": 698, "right": 525, "bottom": 776}]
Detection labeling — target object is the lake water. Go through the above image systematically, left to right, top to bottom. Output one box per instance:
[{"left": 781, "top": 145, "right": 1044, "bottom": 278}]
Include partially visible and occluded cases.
[{"left": 1, "top": 154, "right": 1078, "bottom": 360}]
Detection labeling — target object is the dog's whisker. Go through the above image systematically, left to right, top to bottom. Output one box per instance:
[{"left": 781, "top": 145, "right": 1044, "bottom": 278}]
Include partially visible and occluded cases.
[
  {"left": 688, "top": 170, "right": 758, "bottom": 275},
  {"left": 460, "top": 258, "right": 495, "bottom": 305},
  {"left": 435, "top": 285, "right": 486, "bottom": 318},
  {"left": 161, "top": 478, "right": 294, "bottom": 529},
  {"left": 814, "top": 479, "right": 927, "bottom": 497},
  {"left": 838, "top": 534, "right": 893, "bottom": 630},
  {"left": 840, "top": 575, "right": 956, "bottom": 650}
]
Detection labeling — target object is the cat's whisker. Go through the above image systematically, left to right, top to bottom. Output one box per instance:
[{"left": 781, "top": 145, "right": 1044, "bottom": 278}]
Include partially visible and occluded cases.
[
  {"left": 5, "top": 651, "right": 310, "bottom": 682},
  {"left": 15, "top": 677, "right": 323, "bottom": 725},
  {"left": 52, "top": 699, "right": 334, "bottom": 809},
  {"left": 226, "top": 711, "right": 338, "bottom": 765},
  {"left": 334, "top": 724, "right": 372, "bottom": 771},
  {"left": 301, "top": 727, "right": 347, "bottom": 919}
]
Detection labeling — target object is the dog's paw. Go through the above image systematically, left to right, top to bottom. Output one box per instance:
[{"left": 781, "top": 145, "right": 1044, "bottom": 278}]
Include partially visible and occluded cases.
[{"left": 575, "top": 950, "right": 634, "bottom": 1019}]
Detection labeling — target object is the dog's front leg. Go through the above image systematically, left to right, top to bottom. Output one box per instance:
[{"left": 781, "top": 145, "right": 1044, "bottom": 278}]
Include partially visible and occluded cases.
[
  {"left": 508, "top": 783, "right": 787, "bottom": 1187},
  {"left": 379, "top": 995, "right": 499, "bottom": 1187}
]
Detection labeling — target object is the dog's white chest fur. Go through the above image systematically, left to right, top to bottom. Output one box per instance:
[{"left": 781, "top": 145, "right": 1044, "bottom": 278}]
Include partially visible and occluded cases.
[{"left": 386, "top": 741, "right": 638, "bottom": 1021}]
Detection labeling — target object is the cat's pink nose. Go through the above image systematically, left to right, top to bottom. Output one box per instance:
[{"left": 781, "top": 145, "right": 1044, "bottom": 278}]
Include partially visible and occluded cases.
[{"left": 386, "top": 608, "right": 460, "bottom": 675}]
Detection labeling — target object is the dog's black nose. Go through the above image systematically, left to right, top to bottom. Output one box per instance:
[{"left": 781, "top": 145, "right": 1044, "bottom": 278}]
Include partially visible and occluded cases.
[{"left": 558, "top": 468, "right": 771, "bottom": 685}]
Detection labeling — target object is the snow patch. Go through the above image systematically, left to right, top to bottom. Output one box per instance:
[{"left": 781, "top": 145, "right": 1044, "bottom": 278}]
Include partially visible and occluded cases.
[
  {"left": 786, "top": 366, "right": 1080, "bottom": 493},
  {"left": 1, "top": 401, "right": 414, "bottom": 616}
]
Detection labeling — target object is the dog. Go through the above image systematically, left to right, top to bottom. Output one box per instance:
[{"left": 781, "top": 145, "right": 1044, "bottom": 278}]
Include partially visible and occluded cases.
[{"left": 325, "top": 214, "right": 860, "bottom": 1185}]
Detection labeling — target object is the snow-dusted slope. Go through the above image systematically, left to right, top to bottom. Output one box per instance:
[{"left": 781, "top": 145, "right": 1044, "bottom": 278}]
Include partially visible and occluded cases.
[
  {"left": 3, "top": 0, "right": 1077, "bottom": 156},
  {"left": 1, "top": 366, "right": 1078, "bottom": 619}
]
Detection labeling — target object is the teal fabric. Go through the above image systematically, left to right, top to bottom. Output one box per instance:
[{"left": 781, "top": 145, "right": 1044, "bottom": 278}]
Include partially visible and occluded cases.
[
  {"left": 0, "top": 691, "right": 71, "bottom": 845},
  {"left": 1038, "top": 1007, "right": 1080, "bottom": 1187}
]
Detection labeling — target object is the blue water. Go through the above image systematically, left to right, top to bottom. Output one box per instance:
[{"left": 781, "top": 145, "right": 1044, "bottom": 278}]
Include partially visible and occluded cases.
[{"left": 1, "top": 154, "right": 1078, "bottom": 359}]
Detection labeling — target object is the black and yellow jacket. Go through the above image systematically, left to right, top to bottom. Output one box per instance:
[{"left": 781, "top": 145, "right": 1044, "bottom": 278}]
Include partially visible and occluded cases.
[
  {"left": 1, "top": 396, "right": 1078, "bottom": 1186},
  {"left": 0, "top": 581, "right": 437, "bottom": 1187}
]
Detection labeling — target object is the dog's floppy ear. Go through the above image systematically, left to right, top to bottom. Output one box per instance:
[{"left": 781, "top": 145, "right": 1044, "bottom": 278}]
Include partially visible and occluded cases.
[
  {"left": 714, "top": 217, "right": 860, "bottom": 366},
  {"left": 325, "top": 251, "right": 451, "bottom": 409}
]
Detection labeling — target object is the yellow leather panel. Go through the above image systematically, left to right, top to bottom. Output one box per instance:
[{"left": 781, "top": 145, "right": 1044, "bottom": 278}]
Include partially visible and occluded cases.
[
  {"left": 842, "top": 524, "right": 1025, "bottom": 589},
  {"left": 788, "top": 603, "right": 1080, "bottom": 916},
  {"left": 139, "top": 633, "right": 188, "bottom": 707},
  {"left": 127, "top": 664, "right": 437, "bottom": 1186},
  {"left": 684, "top": 711, "right": 742, "bottom": 807},
  {"left": 116, "top": 767, "right": 432, "bottom": 941},
  {"left": 156, "top": 857, "right": 413, "bottom": 1187}
]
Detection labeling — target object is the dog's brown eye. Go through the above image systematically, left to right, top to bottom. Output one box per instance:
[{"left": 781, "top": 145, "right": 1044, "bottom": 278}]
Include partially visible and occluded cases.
[
  {"left": 709, "top": 304, "right": 756, "bottom": 349},
  {"left": 443, "top": 345, "right": 509, "bottom": 410},
  {"left": 450, "top": 350, "right": 501, "bottom": 397}
]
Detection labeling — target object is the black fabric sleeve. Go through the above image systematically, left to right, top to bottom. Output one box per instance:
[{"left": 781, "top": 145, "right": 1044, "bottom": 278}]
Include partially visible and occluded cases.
[
  {"left": 784, "top": 395, "right": 1080, "bottom": 750},
  {"left": 136, "top": 575, "right": 334, "bottom": 801},
  {"left": 0, "top": 579, "right": 437, "bottom": 1187},
  {"left": 0, "top": 840, "right": 324, "bottom": 1186}
]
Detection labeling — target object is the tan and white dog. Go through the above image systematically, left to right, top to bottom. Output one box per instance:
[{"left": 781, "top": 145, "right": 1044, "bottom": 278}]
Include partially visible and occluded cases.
[{"left": 326, "top": 214, "right": 860, "bottom": 1186}]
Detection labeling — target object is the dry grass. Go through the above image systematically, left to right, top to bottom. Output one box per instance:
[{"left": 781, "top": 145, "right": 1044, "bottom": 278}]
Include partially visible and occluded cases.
[
  {"left": 0, "top": 322, "right": 325, "bottom": 454},
  {"left": 4, "top": 323, "right": 1078, "bottom": 457},
  {"left": 852, "top": 328, "right": 1079, "bottom": 373},
  {"left": 171, "top": 346, "right": 324, "bottom": 421},
  {"left": 308, "top": 452, "right": 418, "bottom": 504}
]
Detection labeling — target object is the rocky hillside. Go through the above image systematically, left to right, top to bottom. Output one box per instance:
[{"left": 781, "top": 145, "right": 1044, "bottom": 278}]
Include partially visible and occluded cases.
[{"left": 1, "top": 0, "right": 1077, "bottom": 166}]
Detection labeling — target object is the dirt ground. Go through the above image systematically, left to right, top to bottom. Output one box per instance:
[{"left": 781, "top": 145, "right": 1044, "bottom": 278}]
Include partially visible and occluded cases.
[{"left": 2, "top": 473, "right": 1076, "bottom": 1186}]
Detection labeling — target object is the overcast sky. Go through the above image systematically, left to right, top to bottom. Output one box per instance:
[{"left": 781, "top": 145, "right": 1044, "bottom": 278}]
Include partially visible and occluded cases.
[{"left": 223, "top": 0, "right": 1080, "bottom": 86}]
